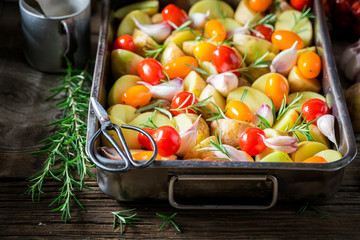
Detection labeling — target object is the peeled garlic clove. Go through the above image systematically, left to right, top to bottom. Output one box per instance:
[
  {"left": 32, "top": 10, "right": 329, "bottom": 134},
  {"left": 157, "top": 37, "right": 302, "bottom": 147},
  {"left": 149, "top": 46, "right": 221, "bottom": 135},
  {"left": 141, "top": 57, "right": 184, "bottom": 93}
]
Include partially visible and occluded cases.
[
  {"left": 188, "top": 11, "right": 209, "bottom": 29},
  {"left": 132, "top": 17, "right": 171, "bottom": 43},
  {"left": 270, "top": 41, "right": 298, "bottom": 76},
  {"left": 207, "top": 72, "right": 239, "bottom": 97},
  {"left": 137, "top": 78, "right": 184, "bottom": 101},
  {"left": 253, "top": 104, "right": 274, "bottom": 127},
  {"left": 317, "top": 114, "right": 338, "bottom": 150},
  {"left": 176, "top": 115, "right": 201, "bottom": 156},
  {"left": 259, "top": 135, "right": 298, "bottom": 153}
]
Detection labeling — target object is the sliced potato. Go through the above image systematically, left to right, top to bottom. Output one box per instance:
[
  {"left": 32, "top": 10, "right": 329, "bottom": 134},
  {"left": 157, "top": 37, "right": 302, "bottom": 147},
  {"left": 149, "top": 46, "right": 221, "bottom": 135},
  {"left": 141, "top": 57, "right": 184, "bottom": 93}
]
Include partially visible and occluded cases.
[
  {"left": 189, "top": 0, "right": 234, "bottom": 19},
  {"left": 234, "top": 0, "right": 262, "bottom": 25},
  {"left": 114, "top": 1, "right": 159, "bottom": 19},
  {"left": 117, "top": 10, "right": 151, "bottom": 36},
  {"left": 288, "top": 66, "right": 321, "bottom": 93},
  {"left": 183, "top": 71, "right": 207, "bottom": 98},
  {"left": 287, "top": 91, "right": 326, "bottom": 113},
  {"left": 183, "top": 136, "right": 217, "bottom": 160}
]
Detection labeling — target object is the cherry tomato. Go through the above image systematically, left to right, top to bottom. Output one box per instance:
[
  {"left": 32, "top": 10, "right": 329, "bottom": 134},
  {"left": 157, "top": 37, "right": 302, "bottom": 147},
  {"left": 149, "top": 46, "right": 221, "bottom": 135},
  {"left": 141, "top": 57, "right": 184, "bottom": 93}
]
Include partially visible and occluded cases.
[
  {"left": 248, "top": 0, "right": 273, "bottom": 12},
  {"left": 290, "top": 0, "right": 312, "bottom": 11},
  {"left": 335, "top": 0, "right": 352, "bottom": 13},
  {"left": 352, "top": 1, "right": 360, "bottom": 18},
  {"left": 161, "top": 4, "right": 187, "bottom": 28},
  {"left": 204, "top": 20, "right": 227, "bottom": 42},
  {"left": 251, "top": 24, "right": 274, "bottom": 42},
  {"left": 271, "top": 30, "right": 305, "bottom": 50},
  {"left": 112, "top": 35, "right": 136, "bottom": 52},
  {"left": 193, "top": 42, "right": 217, "bottom": 62},
  {"left": 212, "top": 45, "right": 241, "bottom": 75},
  {"left": 297, "top": 52, "right": 322, "bottom": 79},
  {"left": 163, "top": 56, "right": 198, "bottom": 79},
  {"left": 137, "top": 58, "right": 164, "bottom": 85},
  {"left": 265, "top": 73, "right": 289, "bottom": 110},
  {"left": 121, "top": 85, "right": 152, "bottom": 108},
  {"left": 171, "top": 91, "right": 199, "bottom": 116},
  {"left": 301, "top": 98, "right": 330, "bottom": 125},
  {"left": 225, "top": 100, "right": 254, "bottom": 123},
  {"left": 153, "top": 126, "right": 181, "bottom": 157},
  {"left": 238, "top": 127, "right": 267, "bottom": 156},
  {"left": 138, "top": 128, "right": 156, "bottom": 150},
  {"left": 132, "top": 151, "right": 161, "bottom": 161},
  {"left": 302, "top": 156, "right": 328, "bottom": 163}
]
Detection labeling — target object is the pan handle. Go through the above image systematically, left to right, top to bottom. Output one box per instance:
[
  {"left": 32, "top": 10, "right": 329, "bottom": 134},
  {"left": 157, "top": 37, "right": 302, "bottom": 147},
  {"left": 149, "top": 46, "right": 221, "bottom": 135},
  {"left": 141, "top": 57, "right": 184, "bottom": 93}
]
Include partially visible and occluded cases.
[{"left": 168, "top": 174, "right": 278, "bottom": 210}]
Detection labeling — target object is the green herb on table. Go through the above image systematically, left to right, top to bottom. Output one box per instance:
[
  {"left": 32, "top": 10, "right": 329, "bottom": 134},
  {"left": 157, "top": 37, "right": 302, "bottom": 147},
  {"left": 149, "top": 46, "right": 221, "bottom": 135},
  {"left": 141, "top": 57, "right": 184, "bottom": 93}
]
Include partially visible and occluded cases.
[
  {"left": 24, "top": 59, "right": 94, "bottom": 223},
  {"left": 296, "top": 201, "right": 329, "bottom": 219},
  {"left": 112, "top": 208, "right": 141, "bottom": 234},
  {"left": 156, "top": 212, "right": 181, "bottom": 232}
]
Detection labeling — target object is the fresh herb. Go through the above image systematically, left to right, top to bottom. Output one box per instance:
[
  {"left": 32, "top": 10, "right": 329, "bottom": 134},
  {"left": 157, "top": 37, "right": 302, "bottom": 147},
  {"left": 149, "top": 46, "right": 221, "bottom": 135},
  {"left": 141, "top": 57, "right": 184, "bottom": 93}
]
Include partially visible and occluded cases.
[
  {"left": 215, "top": 0, "right": 225, "bottom": 19},
  {"left": 272, "top": 0, "right": 281, "bottom": 13},
  {"left": 291, "top": 7, "right": 315, "bottom": 32},
  {"left": 172, "top": 20, "right": 193, "bottom": 33},
  {"left": 221, "top": 35, "right": 239, "bottom": 46},
  {"left": 143, "top": 42, "right": 168, "bottom": 60},
  {"left": 233, "top": 51, "right": 271, "bottom": 80},
  {"left": 24, "top": 60, "right": 94, "bottom": 223},
  {"left": 185, "top": 63, "right": 210, "bottom": 76},
  {"left": 162, "top": 70, "right": 171, "bottom": 82},
  {"left": 240, "top": 89, "right": 248, "bottom": 102},
  {"left": 276, "top": 93, "right": 303, "bottom": 121},
  {"left": 170, "top": 94, "right": 212, "bottom": 116},
  {"left": 135, "top": 100, "right": 168, "bottom": 114},
  {"left": 205, "top": 103, "right": 228, "bottom": 121},
  {"left": 154, "top": 107, "right": 173, "bottom": 122},
  {"left": 140, "top": 110, "right": 159, "bottom": 129},
  {"left": 286, "top": 112, "right": 316, "bottom": 141},
  {"left": 255, "top": 114, "right": 271, "bottom": 129},
  {"left": 207, "top": 132, "right": 231, "bottom": 161},
  {"left": 296, "top": 202, "right": 329, "bottom": 219},
  {"left": 112, "top": 208, "right": 141, "bottom": 234},
  {"left": 157, "top": 212, "right": 181, "bottom": 232}
]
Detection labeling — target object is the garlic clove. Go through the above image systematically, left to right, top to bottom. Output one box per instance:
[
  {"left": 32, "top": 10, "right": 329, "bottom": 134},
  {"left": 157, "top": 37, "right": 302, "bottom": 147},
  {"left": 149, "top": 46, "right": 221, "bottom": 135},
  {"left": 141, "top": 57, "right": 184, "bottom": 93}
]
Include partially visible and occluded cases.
[
  {"left": 188, "top": 10, "right": 209, "bottom": 29},
  {"left": 132, "top": 17, "right": 171, "bottom": 43},
  {"left": 226, "top": 21, "right": 250, "bottom": 38},
  {"left": 270, "top": 41, "right": 298, "bottom": 76},
  {"left": 206, "top": 72, "right": 239, "bottom": 97},
  {"left": 137, "top": 78, "right": 184, "bottom": 101},
  {"left": 253, "top": 104, "right": 274, "bottom": 127},
  {"left": 317, "top": 114, "right": 338, "bottom": 150},
  {"left": 176, "top": 115, "right": 201, "bottom": 156},
  {"left": 259, "top": 134, "right": 298, "bottom": 153},
  {"left": 199, "top": 145, "right": 252, "bottom": 161},
  {"left": 101, "top": 147, "right": 123, "bottom": 160}
]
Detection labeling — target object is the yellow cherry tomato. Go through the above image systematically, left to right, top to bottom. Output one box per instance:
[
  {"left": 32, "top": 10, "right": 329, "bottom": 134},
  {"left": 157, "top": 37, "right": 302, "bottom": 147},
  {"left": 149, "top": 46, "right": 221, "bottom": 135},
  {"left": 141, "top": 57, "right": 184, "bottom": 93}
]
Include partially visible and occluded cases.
[
  {"left": 249, "top": 0, "right": 273, "bottom": 12},
  {"left": 205, "top": 19, "right": 227, "bottom": 42},
  {"left": 271, "top": 30, "right": 305, "bottom": 50},
  {"left": 193, "top": 42, "right": 217, "bottom": 62},
  {"left": 297, "top": 52, "right": 322, "bottom": 79},
  {"left": 163, "top": 56, "right": 198, "bottom": 79},
  {"left": 265, "top": 73, "right": 289, "bottom": 110},
  {"left": 121, "top": 85, "right": 152, "bottom": 108},
  {"left": 225, "top": 100, "right": 254, "bottom": 123},
  {"left": 132, "top": 151, "right": 161, "bottom": 161},
  {"left": 302, "top": 156, "right": 328, "bottom": 163}
]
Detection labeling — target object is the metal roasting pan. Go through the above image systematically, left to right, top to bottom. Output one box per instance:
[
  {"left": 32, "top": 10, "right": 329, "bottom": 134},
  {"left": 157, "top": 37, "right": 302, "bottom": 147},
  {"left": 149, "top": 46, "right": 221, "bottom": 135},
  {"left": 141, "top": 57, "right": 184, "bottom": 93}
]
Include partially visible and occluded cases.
[{"left": 86, "top": 0, "right": 357, "bottom": 209}]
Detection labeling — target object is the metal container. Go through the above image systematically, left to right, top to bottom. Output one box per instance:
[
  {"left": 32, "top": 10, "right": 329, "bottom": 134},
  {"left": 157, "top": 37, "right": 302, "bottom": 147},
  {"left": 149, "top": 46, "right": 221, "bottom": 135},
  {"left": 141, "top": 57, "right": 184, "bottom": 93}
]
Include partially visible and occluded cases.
[{"left": 86, "top": 0, "right": 357, "bottom": 209}]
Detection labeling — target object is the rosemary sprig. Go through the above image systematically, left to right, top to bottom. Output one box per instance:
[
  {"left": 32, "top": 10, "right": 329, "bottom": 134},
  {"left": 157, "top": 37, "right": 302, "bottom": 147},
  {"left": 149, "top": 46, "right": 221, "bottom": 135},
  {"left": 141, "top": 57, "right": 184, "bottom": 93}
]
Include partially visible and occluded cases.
[
  {"left": 291, "top": 7, "right": 315, "bottom": 32},
  {"left": 171, "top": 20, "right": 193, "bottom": 33},
  {"left": 143, "top": 42, "right": 168, "bottom": 60},
  {"left": 233, "top": 51, "right": 271, "bottom": 79},
  {"left": 24, "top": 59, "right": 94, "bottom": 223},
  {"left": 185, "top": 64, "right": 210, "bottom": 76},
  {"left": 276, "top": 93, "right": 303, "bottom": 121},
  {"left": 170, "top": 94, "right": 212, "bottom": 116},
  {"left": 135, "top": 100, "right": 169, "bottom": 113},
  {"left": 205, "top": 102, "right": 228, "bottom": 121},
  {"left": 140, "top": 110, "right": 159, "bottom": 129},
  {"left": 286, "top": 112, "right": 316, "bottom": 141},
  {"left": 255, "top": 114, "right": 271, "bottom": 129},
  {"left": 206, "top": 132, "right": 231, "bottom": 161},
  {"left": 296, "top": 201, "right": 329, "bottom": 219},
  {"left": 112, "top": 208, "right": 141, "bottom": 234},
  {"left": 156, "top": 212, "right": 181, "bottom": 232}
]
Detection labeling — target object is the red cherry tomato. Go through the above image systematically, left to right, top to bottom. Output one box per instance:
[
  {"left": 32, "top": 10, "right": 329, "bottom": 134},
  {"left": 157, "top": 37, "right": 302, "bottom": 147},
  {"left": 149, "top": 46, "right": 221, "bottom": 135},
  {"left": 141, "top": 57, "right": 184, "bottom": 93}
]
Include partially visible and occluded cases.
[
  {"left": 290, "top": 0, "right": 312, "bottom": 11},
  {"left": 352, "top": 1, "right": 360, "bottom": 19},
  {"left": 161, "top": 4, "right": 187, "bottom": 28},
  {"left": 251, "top": 24, "right": 274, "bottom": 42},
  {"left": 112, "top": 35, "right": 136, "bottom": 52},
  {"left": 212, "top": 45, "right": 241, "bottom": 75},
  {"left": 137, "top": 58, "right": 164, "bottom": 85},
  {"left": 170, "top": 91, "right": 199, "bottom": 116},
  {"left": 301, "top": 98, "right": 330, "bottom": 125},
  {"left": 153, "top": 126, "right": 181, "bottom": 157},
  {"left": 238, "top": 127, "right": 267, "bottom": 156},
  {"left": 138, "top": 128, "right": 156, "bottom": 150}
]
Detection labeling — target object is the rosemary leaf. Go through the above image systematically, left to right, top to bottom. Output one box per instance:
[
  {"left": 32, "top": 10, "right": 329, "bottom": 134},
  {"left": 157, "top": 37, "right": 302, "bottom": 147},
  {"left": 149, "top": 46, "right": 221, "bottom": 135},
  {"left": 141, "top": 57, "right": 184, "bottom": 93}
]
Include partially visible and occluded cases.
[{"left": 24, "top": 59, "right": 93, "bottom": 223}]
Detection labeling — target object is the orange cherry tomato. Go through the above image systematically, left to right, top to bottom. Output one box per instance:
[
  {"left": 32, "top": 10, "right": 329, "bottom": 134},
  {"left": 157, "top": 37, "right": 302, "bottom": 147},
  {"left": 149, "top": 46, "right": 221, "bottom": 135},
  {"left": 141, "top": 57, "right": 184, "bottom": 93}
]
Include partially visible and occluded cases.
[
  {"left": 249, "top": 0, "right": 273, "bottom": 12},
  {"left": 205, "top": 19, "right": 227, "bottom": 42},
  {"left": 271, "top": 30, "right": 305, "bottom": 50},
  {"left": 193, "top": 42, "right": 217, "bottom": 62},
  {"left": 297, "top": 52, "right": 322, "bottom": 79},
  {"left": 163, "top": 56, "right": 198, "bottom": 79},
  {"left": 265, "top": 73, "right": 289, "bottom": 110},
  {"left": 121, "top": 85, "right": 152, "bottom": 108},
  {"left": 225, "top": 100, "right": 254, "bottom": 123},
  {"left": 132, "top": 151, "right": 161, "bottom": 161},
  {"left": 302, "top": 156, "right": 328, "bottom": 163}
]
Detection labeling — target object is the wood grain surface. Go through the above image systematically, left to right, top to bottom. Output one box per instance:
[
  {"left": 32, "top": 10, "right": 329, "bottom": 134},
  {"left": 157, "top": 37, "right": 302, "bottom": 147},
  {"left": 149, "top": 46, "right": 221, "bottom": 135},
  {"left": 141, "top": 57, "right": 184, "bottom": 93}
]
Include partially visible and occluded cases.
[{"left": 0, "top": 1, "right": 359, "bottom": 239}]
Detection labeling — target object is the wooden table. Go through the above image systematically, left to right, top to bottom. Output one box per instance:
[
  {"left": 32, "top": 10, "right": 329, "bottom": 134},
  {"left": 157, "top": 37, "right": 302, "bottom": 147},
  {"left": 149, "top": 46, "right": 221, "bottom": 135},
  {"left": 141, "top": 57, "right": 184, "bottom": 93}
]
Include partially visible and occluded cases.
[{"left": 1, "top": 1, "right": 359, "bottom": 239}]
